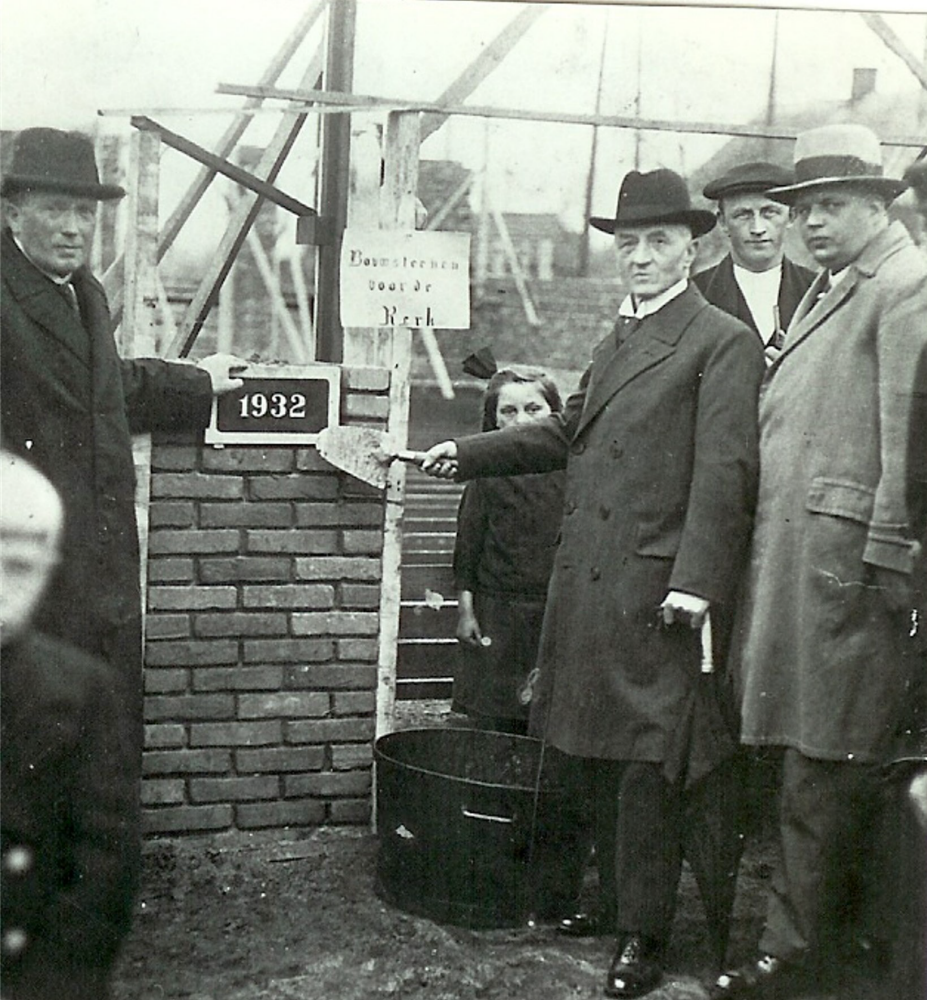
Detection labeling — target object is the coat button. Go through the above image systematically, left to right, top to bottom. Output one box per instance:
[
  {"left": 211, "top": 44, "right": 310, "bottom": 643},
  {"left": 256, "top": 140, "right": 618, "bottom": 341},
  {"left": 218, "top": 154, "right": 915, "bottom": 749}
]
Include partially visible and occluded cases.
[
  {"left": 571, "top": 441, "right": 586, "bottom": 456},
  {"left": 610, "top": 442, "right": 623, "bottom": 459},
  {"left": 564, "top": 500, "right": 577, "bottom": 515},
  {"left": 599, "top": 505, "right": 611, "bottom": 520},
  {"left": 590, "top": 566, "right": 601, "bottom": 581},
  {"left": 2, "top": 845, "right": 33, "bottom": 875},
  {"left": 2, "top": 928, "right": 28, "bottom": 957}
]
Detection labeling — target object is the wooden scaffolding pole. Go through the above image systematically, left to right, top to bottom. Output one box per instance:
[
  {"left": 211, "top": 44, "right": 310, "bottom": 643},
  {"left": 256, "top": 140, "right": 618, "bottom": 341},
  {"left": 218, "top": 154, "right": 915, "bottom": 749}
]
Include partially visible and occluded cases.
[
  {"left": 103, "top": 0, "right": 329, "bottom": 320},
  {"left": 376, "top": 111, "right": 421, "bottom": 743},
  {"left": 121, "top": 130, "right": 161, "bottom": 635}
]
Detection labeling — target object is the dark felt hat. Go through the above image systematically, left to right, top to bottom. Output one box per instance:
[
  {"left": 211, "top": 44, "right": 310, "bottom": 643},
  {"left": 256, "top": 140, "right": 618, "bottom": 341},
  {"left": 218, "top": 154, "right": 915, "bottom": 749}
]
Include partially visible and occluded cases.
[
  {"left": 767, "top": 124, "right": 907, "bottom": 205},
  {"left": 1, "top": 128, "right": 125, "bottom": 200},
  {"left": 703, "top": 162, "right": 794, "bottom": 201},
  {"left": 590, "top": 168, "right": 716, "bottom": 238}
]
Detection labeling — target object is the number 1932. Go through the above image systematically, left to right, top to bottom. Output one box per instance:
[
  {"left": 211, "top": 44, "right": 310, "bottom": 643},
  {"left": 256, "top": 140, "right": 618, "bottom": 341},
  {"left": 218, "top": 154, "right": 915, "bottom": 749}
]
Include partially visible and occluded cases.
[{"left": 238, "top": 392, "right": 308, "bottom": 419}]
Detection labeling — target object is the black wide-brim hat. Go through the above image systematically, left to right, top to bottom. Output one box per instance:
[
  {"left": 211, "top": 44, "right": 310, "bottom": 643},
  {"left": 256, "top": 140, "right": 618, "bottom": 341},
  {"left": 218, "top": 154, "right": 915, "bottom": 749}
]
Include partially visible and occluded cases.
[
  {"left": 767, "top": 124, "right": 907, "bottom": 205},
  {"left": 1, "top": 127, "right": 125, "bottom": 200},
  {"left": 703, "top": 161, "right": 795, "bottom": 201},
  {"left": 590, "top": 168, "right": 716, "bottom": 238}
]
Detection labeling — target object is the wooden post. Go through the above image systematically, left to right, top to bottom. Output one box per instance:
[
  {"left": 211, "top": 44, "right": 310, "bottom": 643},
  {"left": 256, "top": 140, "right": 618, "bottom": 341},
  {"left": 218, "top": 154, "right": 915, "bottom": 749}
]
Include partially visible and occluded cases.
[
  {"left": 376, "top": 111, "right": 421, "bottom": 746},
  {"left": 343, "top": 121, "right": 392, "bottom": 367},
  {"left": 121, "top": 129, "right": 161, "bottom": 642}
]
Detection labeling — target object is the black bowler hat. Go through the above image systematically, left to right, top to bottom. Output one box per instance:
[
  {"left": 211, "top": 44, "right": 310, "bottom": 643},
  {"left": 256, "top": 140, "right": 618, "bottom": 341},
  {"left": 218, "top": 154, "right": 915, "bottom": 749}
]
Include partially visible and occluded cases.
[
  {"left": 1, "top": 128, "right": 125, "bottom": 200},
  {"left": 703, "top": 162, "right": 794, "bottom": 201},
  {"left": 590, "top": 168, "right": 716, "bottom": 238}
]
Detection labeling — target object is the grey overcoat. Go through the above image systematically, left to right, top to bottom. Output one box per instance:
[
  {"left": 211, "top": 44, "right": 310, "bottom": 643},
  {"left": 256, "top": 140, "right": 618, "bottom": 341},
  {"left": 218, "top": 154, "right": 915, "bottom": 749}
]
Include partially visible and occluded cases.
[
  {"left": 735, "top": 221, "right": 927, "bottom": 761},
  {"left": 456, "top": 283, "right": 764, "bottom": 766}
]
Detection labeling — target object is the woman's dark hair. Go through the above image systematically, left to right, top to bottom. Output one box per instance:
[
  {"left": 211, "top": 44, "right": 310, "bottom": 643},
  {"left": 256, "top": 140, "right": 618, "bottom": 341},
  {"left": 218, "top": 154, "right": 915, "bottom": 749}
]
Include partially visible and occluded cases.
[{"left": 481, "top": 368, "right": 562, "bottom": 432}]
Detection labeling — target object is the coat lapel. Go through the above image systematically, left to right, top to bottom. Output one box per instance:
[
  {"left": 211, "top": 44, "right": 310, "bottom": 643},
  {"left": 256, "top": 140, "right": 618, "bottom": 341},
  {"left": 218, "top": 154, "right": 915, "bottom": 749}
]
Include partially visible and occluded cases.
[
  {"left": 774, "top": 224, "right": 909, "bottom": 366},
  {"left": 1, "top": 232, "right": 92, "bottom": 368},
  {"left": 712, "top": 256, "right": 757, "bottom": 334},
  {"left": 576, "top": 284, "right": 704, "bottom": 437}
]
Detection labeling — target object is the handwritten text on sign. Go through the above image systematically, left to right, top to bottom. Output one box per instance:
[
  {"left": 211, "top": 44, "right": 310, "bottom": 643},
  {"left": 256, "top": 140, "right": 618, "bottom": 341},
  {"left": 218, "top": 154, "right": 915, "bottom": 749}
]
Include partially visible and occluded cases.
[{"left": 340, "top": 229, "right": 471, "bottom": 329}]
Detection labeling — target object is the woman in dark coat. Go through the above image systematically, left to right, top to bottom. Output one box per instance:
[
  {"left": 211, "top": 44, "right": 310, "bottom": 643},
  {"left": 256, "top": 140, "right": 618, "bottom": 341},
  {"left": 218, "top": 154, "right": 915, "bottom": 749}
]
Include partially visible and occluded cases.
[{"left": 452, "top": 368, "right": 565, "bottom": 734}]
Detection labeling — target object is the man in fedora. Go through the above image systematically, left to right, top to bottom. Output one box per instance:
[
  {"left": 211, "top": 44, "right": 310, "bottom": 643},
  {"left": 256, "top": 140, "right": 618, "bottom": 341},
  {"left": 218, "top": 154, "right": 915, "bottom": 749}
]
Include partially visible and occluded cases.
[
  {"left": 710, "top": 124, "right": 927, "bottom": 999},
  {"left": 0, "top": 127, "right": 245, "bottom": 759},
  {"left": 695, "top": 162, "right": 815, "bottom": 364},
  {"left": 421, "top": 168, "right": 765, "bottom": 998}
]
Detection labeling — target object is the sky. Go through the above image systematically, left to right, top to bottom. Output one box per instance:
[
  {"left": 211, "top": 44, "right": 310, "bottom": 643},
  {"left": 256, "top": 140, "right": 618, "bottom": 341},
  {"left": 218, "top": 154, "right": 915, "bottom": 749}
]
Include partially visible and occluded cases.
[{"left": 2, "top": 0, "right": 925, "bottom": 253}]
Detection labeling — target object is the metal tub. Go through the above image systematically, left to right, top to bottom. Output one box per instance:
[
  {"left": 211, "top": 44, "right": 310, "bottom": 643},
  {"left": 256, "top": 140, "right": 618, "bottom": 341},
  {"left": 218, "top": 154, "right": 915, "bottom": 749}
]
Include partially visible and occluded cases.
[{"left": 375, "top": 727, "right": 585, "bottom": 928}]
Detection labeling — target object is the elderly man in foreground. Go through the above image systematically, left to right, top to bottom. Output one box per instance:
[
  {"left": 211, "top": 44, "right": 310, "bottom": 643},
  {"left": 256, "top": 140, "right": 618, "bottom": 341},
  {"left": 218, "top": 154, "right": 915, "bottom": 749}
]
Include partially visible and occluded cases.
[{"left": 423, "top": 167, "right": 764, "bottom": 998}]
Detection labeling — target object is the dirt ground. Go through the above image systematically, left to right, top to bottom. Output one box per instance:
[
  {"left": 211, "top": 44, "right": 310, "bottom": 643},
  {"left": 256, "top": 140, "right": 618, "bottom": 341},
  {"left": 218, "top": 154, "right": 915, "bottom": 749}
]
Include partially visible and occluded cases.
[{"left": 110, "top": 702, "right": 891, "bottom": 1000}]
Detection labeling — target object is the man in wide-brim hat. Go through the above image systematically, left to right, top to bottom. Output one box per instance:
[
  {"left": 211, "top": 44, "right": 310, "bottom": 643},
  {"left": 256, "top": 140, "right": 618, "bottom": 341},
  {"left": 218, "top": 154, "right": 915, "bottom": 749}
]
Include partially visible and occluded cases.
[
  {"left": 710, "top": 124, "right": 927, "bottom": 999},
  {"left": 0, "top": 128, "right": 246, "bottom": 772},
  {"left": 694, "top": 162, "right": 815, "bottom": 363},
  {"left": 421, "top": 167, "right": 765, "bottom": 998}
]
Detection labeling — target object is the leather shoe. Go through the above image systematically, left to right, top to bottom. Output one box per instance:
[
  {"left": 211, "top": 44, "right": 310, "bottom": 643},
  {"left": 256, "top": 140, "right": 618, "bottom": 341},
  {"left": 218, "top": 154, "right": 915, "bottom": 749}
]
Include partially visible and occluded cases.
[
  {"left": 557, "top": 911, "right": 614, "bottom": 937},
  {"left": 604, "top": 934, "right": 662, "bottom": 998},
  {"left": 708, "top": 953, "right": 812, "bottom": 999}
]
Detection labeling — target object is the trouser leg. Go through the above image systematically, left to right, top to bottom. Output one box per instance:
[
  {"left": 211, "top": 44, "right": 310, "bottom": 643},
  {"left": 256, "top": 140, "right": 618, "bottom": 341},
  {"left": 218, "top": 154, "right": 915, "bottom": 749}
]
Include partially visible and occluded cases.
[
  {"left": 760, "top": 749, "right": 881, "bottom": 967},
  {"left": 612, "top": 760, "right": 684, "bottom": 949}
]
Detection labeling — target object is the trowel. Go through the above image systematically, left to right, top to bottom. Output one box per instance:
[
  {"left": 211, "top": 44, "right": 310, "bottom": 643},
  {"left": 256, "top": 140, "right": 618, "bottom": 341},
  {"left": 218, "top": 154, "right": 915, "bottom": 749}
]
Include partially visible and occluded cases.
[{"left": 316, "top": 426, "right": 426, "bottom": 490}]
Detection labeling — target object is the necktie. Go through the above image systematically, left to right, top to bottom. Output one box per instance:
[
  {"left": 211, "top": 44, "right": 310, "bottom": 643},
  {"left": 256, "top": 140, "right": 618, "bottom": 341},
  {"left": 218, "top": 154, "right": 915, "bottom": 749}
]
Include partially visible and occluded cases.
[
  {"left": 61, "top": 280, "right": 80, "bottom": 316},
  {"left": 616, "top": 315, "right": 640, "bottom": 348}
]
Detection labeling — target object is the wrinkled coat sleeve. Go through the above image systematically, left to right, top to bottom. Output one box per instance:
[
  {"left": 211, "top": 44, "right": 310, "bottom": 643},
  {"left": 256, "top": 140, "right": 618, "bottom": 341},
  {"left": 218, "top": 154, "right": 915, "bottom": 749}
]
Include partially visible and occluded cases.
[
  {"left": 864, "top": 269, "right": 927, "bottom": 573},
  {"left": 669, "top": 329, "right": 764, "bottom": 604},
  {"left": 120, "top": 359, "right": 214, "bottom": 434},
  {"left": 455, "top": 368, "right": 590, "bottom": 478},
  {"left": 453, "top": 482, "right": 487, "bottom": 593}
]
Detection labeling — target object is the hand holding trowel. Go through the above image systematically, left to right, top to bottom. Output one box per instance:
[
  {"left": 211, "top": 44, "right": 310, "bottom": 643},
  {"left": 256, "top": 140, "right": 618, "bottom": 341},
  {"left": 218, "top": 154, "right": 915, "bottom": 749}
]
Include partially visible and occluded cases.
[{"left": 316, "top": 426, "right": 426, "bottom": 490}]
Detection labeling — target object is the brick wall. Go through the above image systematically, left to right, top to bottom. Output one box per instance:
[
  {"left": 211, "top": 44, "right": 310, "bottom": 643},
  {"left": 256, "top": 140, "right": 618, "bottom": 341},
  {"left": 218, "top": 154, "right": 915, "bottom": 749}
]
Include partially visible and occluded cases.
[{"left": 141, "top": 367, "right": 390, "bottom": 836}]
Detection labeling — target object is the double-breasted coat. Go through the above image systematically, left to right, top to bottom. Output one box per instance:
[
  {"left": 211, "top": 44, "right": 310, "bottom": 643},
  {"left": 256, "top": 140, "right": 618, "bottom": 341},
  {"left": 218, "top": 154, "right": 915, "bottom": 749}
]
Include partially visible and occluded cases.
[
  {"left": 735, "top": 221, "right": 927, "bottom": 761},
  {"left": 0, "top": 231, "right": 214, "bottom": 726},
  {"left": 694, "top": 253, "right": 816, "bottom": 340},
  {"left": 456, "top": 284, "right": 765, "bottom": 767},
  {"left": 1, "top": 631, "right": 139, "bottom": 1000}
]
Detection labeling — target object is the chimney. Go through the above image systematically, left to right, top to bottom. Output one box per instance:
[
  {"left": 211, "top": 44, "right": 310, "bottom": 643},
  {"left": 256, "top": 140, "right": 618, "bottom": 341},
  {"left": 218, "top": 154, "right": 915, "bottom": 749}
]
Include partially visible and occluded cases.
[{"left": 852, "top": 68, "right": 877, "bottom": 102}]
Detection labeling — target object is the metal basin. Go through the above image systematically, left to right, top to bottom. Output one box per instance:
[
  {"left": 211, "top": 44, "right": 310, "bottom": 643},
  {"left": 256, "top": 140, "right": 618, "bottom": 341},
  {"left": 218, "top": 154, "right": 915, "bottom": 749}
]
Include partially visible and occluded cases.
[{"left": 375, "top": 727, "right": 585, "bottom": 928}]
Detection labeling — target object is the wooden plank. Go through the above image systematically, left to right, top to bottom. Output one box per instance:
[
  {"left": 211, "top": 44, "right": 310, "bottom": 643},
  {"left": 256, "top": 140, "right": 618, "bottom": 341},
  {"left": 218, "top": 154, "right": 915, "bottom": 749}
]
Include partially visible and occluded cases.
[
  {"left": 101, "top": 0, "right": 328, "bottom": 311},
  {"left": 420, "top": 5, "right": 547, "bottom": 142},
  {"left": 860, "top": 12, "right": 927, "bottom": 94},
  {"left": 165, "top": 48, "right": 325, "bottom": 359},
  {"left": 217, "top": 84, "right": 927, "bottom": 149},
  {"left": 375, "top": 111, "right": 420, "bottom": 746},
  {"left": 131, "top": 116, "right": 316, "bottom": 216},
  {"left": 121, "top": 130, "right": 161, "bottom": 650},
  {"left": 490, "top": 202, "right": 541, "bottom": 326}
]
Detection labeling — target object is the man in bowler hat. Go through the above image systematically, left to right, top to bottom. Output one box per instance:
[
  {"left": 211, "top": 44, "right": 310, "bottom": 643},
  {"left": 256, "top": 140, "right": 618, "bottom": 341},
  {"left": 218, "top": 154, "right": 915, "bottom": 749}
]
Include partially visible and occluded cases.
[
  {"left": 710, "top": 124, "right": 927, "bottom": 999},
  {"left": 0, "top": 128, "right": 245, "bottom": 756},
  {"left": 696, "top": 162, "right": 815, "bottom": 365},
  {"left": 421, "top": 168, "right": 765, "bottom": 997},
  {"left": 1, "top": 451, "right": 139, "bottom": 1000}
]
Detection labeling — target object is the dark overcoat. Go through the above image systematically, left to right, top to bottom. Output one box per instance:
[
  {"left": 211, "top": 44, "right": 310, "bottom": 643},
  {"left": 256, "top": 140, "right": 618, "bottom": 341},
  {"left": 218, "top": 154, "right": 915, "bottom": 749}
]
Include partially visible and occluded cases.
[
  {"left": 735, "top": 222, "right": 927, "bottom": 761},
  {"left": 0, "top": 231, "right": 213, "bottom": 721},
  {"left": 694, "top": 253, "right": 816, "bottom": 338},
  {"left": 456, "top": 284, "right": 764, "bottom": 764},
  {"left": 1, "top": 632, "right": 139, "bottom": 1000}
]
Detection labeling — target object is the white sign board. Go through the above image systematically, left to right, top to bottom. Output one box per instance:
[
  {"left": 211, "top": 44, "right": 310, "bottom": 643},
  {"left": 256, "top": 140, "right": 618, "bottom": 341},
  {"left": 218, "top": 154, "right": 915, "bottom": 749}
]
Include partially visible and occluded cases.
[{"left": 340, "top": 229, "right": 471, "bottom": 329}]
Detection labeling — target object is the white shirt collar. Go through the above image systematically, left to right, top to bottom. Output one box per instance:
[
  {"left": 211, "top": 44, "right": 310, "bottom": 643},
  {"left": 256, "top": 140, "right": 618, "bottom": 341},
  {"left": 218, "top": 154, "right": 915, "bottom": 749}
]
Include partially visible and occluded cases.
[{"left": 618, "top": 278, "right": 688, "bottom": 320}]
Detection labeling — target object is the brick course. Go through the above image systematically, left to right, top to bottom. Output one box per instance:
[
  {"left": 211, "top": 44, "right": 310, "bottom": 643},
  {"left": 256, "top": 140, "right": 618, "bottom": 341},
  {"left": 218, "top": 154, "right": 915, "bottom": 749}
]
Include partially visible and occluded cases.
[{"left": 142, "top": 367, "right": 387, "bottom": 836}]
